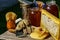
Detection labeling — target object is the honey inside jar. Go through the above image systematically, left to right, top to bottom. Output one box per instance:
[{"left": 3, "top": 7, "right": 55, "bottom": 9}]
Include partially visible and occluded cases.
[
  {"left": 46, "top": 0, "right": 59, "bottom": 18},
  {"left": 29, "top": 7, "right": 41, "bottom": 27}
]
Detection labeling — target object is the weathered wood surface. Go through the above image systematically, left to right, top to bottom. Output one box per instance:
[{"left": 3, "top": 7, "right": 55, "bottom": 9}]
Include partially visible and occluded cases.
[{"left": 0, "top": 31, "right": 54, "bottom": 40}]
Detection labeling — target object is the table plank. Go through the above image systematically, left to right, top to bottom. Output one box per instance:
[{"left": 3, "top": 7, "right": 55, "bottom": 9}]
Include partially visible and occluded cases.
[{"left": 0, "top": 31, "right": 54, "bottom": 40}]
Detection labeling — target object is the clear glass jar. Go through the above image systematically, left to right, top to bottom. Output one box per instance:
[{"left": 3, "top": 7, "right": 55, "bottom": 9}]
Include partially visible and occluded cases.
[
  {"left": 46, "top": 0, "right": 59, "bottom": 18},
  {"left": 28, "top": 7, "right": 41, "bottom": 27}
]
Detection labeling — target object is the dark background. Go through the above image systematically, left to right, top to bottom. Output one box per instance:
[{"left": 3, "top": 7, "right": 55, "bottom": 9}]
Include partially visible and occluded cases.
[{"left": 0, "top": 0, "right": 60, "bottom": 34}]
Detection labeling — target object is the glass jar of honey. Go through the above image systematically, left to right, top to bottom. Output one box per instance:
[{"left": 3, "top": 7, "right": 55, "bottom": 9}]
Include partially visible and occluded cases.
[
  {"left": 46, "top": 0, "right": 59, "bottom": 18},
  {"left": 28, "top": 7, "right": 41, "bottom": 27}
]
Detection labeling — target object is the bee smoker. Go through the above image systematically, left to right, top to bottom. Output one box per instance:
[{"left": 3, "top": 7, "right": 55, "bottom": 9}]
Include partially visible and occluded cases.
[{"left": 16, "top": 0, "right": 33, "bottom": 37}]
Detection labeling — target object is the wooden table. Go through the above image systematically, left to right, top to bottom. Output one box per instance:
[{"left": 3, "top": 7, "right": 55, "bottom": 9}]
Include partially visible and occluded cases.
[{"left": 0, "top": 31, "right": 54, "bottom": 40}]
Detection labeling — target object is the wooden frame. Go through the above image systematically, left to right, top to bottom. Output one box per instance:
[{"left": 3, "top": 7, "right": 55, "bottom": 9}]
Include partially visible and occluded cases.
[{"left": 41, "top": 9, "right": 60, "bottom": 40}]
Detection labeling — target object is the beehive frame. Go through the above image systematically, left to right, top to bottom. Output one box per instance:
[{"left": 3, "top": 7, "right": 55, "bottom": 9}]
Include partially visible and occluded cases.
[{"left": 41, "top": 9, "right": 60, "bottom": 40}]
